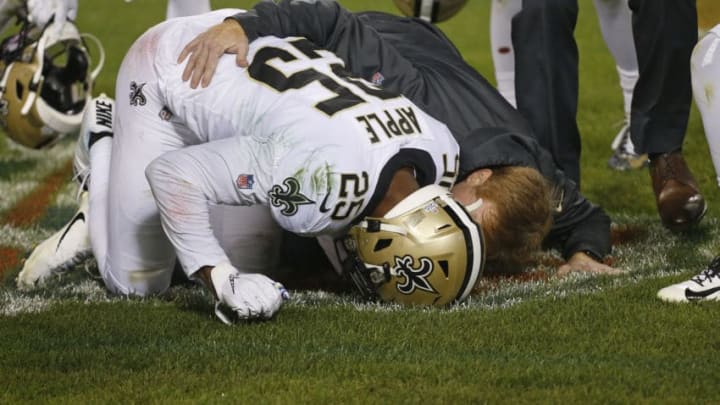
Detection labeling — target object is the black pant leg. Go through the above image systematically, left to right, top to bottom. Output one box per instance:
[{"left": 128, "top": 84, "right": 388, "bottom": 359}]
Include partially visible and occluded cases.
[
  {"left": 512, "top": 0, "right": 581, "bottom": 184},
  {"left": 628, "top": 0, "right": 698, "bottom": 154}
]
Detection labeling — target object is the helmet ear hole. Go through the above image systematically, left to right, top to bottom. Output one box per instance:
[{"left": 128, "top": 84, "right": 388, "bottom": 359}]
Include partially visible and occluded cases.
[
  {"left": 15, "top": 80, "right": 23, "bottom": 99},
  {"left": 373, "top": 238, "right": 393, "bottom": 252},
  {"left": 438, "top": 260, "right": 449, "bottom": 278}
]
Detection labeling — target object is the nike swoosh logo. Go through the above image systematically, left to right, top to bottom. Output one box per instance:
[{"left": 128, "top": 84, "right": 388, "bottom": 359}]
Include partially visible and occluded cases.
[
  {"left": 555, "top": 189, "right": 565, "bottom": 213},
  {"left": 319, "top": 193, "right": 332, "bottom": 213},
  {"left": 56, "top": 212, "right": 86, "bottom": 252},
  {"left": 684, "top": 286, "right": 720, "bottom": 300}
]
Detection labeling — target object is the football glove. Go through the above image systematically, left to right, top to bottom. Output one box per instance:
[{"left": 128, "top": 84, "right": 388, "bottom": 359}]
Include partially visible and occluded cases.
[{"left": 210, "top": 262, "right": 289, "bottom": 325}]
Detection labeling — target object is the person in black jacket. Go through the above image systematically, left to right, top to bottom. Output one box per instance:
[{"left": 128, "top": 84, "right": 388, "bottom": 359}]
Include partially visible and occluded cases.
[{"left": 177, "top": 0, "right": 621, "bottom": 276}]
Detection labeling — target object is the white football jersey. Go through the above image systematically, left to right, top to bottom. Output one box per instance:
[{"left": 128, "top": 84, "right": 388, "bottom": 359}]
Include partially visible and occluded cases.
[{"left": 144, "top": 10, "right": 460, "bottom": 272}]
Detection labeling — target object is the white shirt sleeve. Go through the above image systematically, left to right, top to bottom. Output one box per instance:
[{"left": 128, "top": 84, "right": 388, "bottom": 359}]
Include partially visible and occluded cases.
[{"left": 145, "top": 137, "right": 265, "bottom": 277}]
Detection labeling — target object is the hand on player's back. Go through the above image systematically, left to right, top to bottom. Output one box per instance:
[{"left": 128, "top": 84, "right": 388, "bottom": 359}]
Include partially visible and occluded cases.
[{"left": 177, "top": 19, "right": 251, "bottom": 89}]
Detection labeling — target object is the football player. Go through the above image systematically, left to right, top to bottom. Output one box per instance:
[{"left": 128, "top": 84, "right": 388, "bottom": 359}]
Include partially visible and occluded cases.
[
  {"left": 177, "top": 0, "right": 622, "bottom": 277},
  {"left": 489, "top": 0, "right": 642, "bottom": 171},
  {"left": 20, "top": 9, "right": 502, "bottom": 322},
  {"left": 656, "top": 23, "right": 720, "bottom": 303}
]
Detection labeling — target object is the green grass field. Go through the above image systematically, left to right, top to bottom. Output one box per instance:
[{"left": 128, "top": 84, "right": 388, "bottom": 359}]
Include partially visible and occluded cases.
[{"left": 2, "top": 1, "right": 720, "bottom": 403}]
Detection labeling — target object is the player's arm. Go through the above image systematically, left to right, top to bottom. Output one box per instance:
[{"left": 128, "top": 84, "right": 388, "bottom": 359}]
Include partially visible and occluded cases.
[
  {"left": 179, "top": 0, "right": 420, "bottom": 90},
  {"left": 179, "top": 0, "right": 350, "bottom": 87},
  {"left": 145, "top": 138, "right": 288, "bottom": 323},
  {"left": 535, "top": 148, "right": 615, "bottom": 268},
  {"left": 536, "top": 159, "right": 620, "bottom": 276}
]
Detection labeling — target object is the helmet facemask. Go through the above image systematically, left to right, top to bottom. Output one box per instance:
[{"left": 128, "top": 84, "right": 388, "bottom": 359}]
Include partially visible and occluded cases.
[{"left": 346, "top": 185, "right": 485, "bottom": 306}]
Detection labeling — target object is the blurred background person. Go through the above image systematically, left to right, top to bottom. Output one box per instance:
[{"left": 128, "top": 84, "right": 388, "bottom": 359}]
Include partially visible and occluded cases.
[{"left": 490, "top": 0, "right": 642, "bottom": 172}]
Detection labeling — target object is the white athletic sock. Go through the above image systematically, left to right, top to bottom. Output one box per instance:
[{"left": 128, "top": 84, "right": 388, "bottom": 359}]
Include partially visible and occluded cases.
[
  {"left": 166, "top": 0, "right": 211, "bottom": 19},
  {"left": 489, "top": 0, "right": 521, "bottom": 107},
  {"left": 594, "top": 0, "right": 638, "bottom": 127},
  {"left": 616, "top": 65, "right": 638, "bottom": 121},
  {"left": 495, "top": 71, "right": 516, "bottom": 108}
]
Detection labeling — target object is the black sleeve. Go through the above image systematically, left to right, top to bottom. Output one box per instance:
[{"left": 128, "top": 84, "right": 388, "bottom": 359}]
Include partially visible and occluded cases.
[
  {"left": 228, "top": 0, "right": 344, "bottom": 46},
  {"left": 527, "top": 134, "right": 611, "bottom": 260},
  {"left": 546, "top": 170, "right": 611, "bottom": 261}
]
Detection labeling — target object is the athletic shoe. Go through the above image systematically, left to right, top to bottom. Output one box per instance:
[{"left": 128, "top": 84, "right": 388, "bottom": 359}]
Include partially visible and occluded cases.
[
  {"left": 608, "top": 121, "right": 648, "bottom": 171},
  {"left": 16, "top": 190, "right": 92, "bottom": 289},
  {"left": 657, "top": 257, "right": 720, "bottom": 303}
]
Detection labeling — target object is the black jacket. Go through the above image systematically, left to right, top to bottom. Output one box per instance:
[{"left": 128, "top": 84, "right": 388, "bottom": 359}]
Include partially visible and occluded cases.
[{"left": 230, "top": 0, "right": 611, "bottom": 260}]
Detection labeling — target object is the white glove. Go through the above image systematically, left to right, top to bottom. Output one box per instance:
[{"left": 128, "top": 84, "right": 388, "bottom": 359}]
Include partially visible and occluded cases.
[
  {"left": 26, "top": 0, "right": 77, "bottom": 27},
  {"left": 210, "top": 262, "right": 289, "bottom": 324}
]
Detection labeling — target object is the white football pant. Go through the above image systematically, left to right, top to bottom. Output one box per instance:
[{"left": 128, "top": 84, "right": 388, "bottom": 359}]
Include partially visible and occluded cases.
[{"left": 691, "top": 25, "right": 720, "bottom": 187}]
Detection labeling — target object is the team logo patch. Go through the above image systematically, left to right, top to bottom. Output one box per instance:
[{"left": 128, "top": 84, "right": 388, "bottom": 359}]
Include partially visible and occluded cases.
[
  {"left": 371, "top": 71, "right": 385, "bottom": 86},
  {"left": 129, "top": 81, "right": 147, "bottom": 106},
  {"left": 158, "top": 106, "right": 173, "bottom": 121},
  {"left": 236, "top": 174, "right": 254, "bottom": 190},
  {"left": 269, "top": 177, "right": 315, "bottom": 216},
  {"left": 393, "top": 255, "right": 437, "bottom": 295}
]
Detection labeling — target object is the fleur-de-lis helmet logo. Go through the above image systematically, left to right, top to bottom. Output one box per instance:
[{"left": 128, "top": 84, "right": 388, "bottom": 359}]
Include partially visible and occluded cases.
[{"left": 393, "top": 255, "right": 437, "bottom": 295}]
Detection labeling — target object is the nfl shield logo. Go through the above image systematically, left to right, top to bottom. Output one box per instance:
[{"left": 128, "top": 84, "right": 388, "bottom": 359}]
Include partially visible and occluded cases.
[{"left": 236, "top": 174, "right": 254, "bottom": 189}]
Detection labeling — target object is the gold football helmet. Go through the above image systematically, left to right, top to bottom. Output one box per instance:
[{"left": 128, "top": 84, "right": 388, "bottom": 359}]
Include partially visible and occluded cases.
[
  {"left": 0, "top": 21, "right": 104, "bottom": 148},
  {"left": 345, "top": 185, "right": 484, "bottom": 306}
]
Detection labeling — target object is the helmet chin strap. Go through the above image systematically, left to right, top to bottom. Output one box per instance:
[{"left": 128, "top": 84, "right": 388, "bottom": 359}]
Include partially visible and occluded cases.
[{"left": 464, "top": 198, "right": 484, "bottom": 213}]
